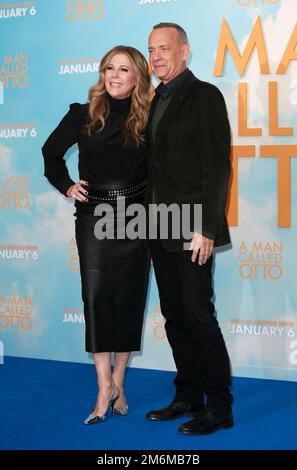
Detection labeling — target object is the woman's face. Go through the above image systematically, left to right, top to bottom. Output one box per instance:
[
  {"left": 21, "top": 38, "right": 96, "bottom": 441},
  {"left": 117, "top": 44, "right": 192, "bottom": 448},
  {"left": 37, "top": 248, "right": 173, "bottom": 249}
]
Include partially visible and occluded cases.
[{"left": 104, "top": 53, "right": 137, "bottom": 99}]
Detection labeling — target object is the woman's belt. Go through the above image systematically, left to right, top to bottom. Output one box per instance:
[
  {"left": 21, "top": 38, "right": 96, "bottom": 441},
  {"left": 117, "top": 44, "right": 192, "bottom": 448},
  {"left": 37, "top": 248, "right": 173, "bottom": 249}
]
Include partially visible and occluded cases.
[{"left": 84, "top": 179, "right": 147, "bottom": 202}]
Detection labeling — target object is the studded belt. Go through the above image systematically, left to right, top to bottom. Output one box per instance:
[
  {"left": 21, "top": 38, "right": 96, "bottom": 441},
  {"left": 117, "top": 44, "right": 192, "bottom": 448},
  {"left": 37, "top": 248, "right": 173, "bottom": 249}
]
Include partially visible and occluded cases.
[{"left": 83, "top": 179, "right": 147, "bottom": 202}]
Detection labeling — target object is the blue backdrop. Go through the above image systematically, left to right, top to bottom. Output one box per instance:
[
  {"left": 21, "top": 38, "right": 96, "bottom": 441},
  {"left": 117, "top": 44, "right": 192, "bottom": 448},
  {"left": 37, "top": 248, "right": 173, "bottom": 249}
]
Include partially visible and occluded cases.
[{"left": 1, "top": 0, "right": 297, "bottom": 381}]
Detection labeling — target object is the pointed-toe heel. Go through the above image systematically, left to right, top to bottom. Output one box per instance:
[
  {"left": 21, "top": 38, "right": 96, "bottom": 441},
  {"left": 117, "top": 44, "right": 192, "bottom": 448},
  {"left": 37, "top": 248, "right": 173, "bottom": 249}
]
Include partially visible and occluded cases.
[
  {"left": 84, "top": 393, "right": 120, "bottom": 425},
  {"left": 84, "top": 409, "right": 108, "bottom": 425}
]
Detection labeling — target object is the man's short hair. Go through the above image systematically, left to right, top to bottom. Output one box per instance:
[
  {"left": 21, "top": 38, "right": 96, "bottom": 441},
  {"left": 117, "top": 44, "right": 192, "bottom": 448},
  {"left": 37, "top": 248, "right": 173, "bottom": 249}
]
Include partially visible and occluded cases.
[{"left": 152, "top": 23, "right": 188, "bottom": 45}]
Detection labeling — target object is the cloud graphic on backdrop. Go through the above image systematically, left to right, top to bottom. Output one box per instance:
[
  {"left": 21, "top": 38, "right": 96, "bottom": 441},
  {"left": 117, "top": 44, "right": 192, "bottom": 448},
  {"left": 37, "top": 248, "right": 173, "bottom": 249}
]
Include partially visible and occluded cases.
[
  {"left": 0, "top": 144, "right": 12, "bottom": 173},
  {"left": 5, "top": 191, "right": 74, "bottom": 247}
]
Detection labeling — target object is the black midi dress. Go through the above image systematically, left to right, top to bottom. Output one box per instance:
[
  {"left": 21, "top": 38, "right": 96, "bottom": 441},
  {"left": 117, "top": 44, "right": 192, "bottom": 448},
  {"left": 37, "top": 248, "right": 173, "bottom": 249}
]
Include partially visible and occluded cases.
[{"left": 42, "top": 93, "right": 151, "bottom": 352}]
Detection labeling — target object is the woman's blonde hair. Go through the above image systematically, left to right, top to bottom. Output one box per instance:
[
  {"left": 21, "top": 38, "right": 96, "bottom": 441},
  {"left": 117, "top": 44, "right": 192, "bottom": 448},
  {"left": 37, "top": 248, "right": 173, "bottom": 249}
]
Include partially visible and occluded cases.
[{"left": 85, "top": 45, "right": 151, "bottom": 145}]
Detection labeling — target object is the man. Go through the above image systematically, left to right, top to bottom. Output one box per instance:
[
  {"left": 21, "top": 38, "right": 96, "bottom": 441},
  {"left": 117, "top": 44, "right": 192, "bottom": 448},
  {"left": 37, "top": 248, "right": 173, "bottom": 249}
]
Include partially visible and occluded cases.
[{"left": 146, "top": 23, "right": 233, "bottom": 435}]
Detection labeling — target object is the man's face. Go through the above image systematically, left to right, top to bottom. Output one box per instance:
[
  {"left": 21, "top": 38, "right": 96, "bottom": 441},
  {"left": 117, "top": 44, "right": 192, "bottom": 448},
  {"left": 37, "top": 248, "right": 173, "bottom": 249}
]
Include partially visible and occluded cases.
[{"left": 148, "top": 27, "right": 189, "bottom": 84}]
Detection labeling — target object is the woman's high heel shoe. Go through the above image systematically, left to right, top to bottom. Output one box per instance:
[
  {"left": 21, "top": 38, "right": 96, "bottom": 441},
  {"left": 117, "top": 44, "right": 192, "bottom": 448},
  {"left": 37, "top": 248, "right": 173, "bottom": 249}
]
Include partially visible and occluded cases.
[
  {"left": 84, "top": 389, "right": 119, "bottom": 425},
  {"left": 112, "top": 390, "right": 129, "bottom": 416},
  {"left": 113, "top": 403, "right": 129, "bottom": 416}
]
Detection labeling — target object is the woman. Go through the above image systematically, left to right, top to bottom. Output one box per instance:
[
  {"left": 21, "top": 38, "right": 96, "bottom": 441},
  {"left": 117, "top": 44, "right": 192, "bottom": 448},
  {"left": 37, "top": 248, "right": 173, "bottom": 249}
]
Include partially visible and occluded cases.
[{"left": 42, "top": 46, "right": 151, "bottom": 425}]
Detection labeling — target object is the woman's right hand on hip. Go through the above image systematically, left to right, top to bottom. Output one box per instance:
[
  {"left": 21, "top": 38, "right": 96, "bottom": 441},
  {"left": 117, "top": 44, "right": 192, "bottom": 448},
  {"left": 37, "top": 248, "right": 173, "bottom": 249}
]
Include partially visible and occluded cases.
[{"left": 66, "top": 180, "right": 89, "bottom": 202}]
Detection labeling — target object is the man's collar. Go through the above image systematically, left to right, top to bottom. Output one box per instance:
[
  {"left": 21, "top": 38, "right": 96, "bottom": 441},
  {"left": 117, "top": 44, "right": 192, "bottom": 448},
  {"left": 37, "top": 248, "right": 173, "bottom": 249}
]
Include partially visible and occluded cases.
[{"left": 155, "top": 68, "right": 189, "bottom": 100}]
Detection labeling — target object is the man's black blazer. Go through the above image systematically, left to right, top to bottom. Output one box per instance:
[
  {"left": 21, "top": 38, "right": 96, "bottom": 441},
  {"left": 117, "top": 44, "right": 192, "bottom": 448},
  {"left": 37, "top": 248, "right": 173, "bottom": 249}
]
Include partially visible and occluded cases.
[{"left": 146, "top": 69, "right": 231, "bottom": 251}]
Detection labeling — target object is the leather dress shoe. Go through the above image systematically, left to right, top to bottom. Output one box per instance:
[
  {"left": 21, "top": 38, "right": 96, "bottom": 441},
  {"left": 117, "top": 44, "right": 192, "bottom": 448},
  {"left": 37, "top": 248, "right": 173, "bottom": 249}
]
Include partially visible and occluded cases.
[
  {"left": 146, "top": 400, "right": 205, "bottom": 421},
  {"left": 179, "top": 408, "right": 233, "bottom": 435}
]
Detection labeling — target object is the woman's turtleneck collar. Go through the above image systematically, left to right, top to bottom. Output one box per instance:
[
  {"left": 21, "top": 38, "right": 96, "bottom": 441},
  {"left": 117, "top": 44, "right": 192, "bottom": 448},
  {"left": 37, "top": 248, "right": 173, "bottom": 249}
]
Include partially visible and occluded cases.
[{"left": 106, "top": 92, "right": 131, "bottom": 113}]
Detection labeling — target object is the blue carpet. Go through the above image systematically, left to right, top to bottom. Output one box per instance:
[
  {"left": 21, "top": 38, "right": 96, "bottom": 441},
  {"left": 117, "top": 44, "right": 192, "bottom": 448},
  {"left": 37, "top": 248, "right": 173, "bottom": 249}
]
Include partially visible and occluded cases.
[{"left": 0, "top": 356, "right": 296, "bottom": 450}]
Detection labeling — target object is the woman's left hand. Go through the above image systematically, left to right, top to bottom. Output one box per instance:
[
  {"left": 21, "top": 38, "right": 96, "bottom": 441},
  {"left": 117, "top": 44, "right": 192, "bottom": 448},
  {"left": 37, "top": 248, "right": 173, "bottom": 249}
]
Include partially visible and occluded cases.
[{"left": 67, "top": 180, "right": 89, "bottom": 202}]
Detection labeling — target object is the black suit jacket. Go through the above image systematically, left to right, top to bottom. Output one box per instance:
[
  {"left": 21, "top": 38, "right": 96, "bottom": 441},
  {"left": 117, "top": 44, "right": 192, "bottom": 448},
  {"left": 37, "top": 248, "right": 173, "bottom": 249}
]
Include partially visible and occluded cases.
[{"left": 146, "top": 70, "right": 231, "bottom": 251}]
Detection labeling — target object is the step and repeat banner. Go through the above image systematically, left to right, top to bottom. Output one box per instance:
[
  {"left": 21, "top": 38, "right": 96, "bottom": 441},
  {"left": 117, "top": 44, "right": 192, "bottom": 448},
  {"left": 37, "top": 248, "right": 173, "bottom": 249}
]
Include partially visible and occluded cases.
[{"left": 0, "top": 0, "right": 296, "bottom": 380}]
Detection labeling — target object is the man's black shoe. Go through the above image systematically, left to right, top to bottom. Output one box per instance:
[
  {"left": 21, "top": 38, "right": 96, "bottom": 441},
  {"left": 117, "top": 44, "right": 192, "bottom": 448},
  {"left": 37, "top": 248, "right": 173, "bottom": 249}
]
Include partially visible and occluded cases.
[
  {"left": 146, "top": 400, "right": 205, "bottom": 421},
  {"left": 179, "top": 408, "right": 234, "bottom": 435}
]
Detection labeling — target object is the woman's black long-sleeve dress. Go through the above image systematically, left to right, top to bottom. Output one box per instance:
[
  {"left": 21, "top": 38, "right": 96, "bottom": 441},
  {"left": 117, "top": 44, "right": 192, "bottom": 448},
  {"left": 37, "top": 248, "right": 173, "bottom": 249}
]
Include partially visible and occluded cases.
[{"left": 42, "top": 94, "right": 150, "bottom": 352}]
